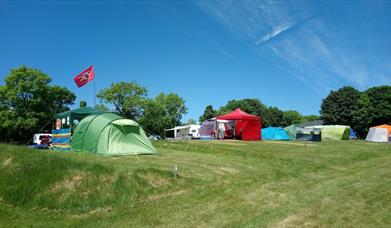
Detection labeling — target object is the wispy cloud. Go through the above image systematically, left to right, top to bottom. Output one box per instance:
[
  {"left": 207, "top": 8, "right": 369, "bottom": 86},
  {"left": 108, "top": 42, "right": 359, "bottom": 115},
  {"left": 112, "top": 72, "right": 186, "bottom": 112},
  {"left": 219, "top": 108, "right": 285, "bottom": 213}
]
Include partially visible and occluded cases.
[
  {"left": 197, "top": 0, "right": 391, "bottom": 93},
  {"left": 255, "top": 22, "right": 294, "bottom": 45}
]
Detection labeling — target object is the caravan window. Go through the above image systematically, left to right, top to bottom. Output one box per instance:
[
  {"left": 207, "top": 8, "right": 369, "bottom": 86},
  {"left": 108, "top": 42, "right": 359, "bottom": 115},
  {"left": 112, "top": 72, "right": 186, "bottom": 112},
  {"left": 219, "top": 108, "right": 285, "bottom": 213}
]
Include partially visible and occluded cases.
[{"left": 192, "top": 130, "right": 196, "bottom": 133}]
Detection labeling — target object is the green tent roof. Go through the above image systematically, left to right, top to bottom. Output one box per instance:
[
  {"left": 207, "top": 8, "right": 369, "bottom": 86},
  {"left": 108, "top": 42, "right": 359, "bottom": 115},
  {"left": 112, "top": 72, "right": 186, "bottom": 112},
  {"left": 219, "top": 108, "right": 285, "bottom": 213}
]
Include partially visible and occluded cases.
[
  {"left": 56, "top": 107, "right": 103, "bottom": 119},
  {"left": 71, "top": 113, "right": 156, "bottom": 156},
  {"left": 284, "top": 125, "right": 297, "bottom": 140}
]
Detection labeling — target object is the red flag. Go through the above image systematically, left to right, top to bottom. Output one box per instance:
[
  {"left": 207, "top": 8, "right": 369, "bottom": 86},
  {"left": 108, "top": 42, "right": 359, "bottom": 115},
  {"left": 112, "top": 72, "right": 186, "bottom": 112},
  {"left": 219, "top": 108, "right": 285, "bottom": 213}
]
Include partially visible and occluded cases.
[{"left": 73, "top": 66, "right": 95, "bottom": 88}]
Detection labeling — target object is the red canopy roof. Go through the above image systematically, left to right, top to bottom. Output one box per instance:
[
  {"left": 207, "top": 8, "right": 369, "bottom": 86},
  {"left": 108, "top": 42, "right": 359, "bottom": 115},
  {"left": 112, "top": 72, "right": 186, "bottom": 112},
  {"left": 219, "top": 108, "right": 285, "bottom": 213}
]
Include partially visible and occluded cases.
[{"left": 217, "top": 108, "right": 260, "bottom": 120}]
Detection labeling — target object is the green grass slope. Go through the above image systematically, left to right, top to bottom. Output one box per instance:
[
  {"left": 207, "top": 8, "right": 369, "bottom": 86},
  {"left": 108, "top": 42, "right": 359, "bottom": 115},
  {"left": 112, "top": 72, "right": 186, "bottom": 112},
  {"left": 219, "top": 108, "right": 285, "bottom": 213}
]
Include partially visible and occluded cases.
[{"left": 0, "top": 140, "right": 390, "bottom": 227}]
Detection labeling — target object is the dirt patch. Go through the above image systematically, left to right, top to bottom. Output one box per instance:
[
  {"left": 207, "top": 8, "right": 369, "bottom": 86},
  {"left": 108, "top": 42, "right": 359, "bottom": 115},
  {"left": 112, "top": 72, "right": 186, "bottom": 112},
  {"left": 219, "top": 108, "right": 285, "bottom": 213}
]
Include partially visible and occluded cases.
[
  {"left": 263, "top": 141, "right": 318, "bottom": 147},
  {"left": 2, "top": 157, "right": 13, "bottom": 167},
  {"left": 214, "top": 166, "right": 239, "bottom": 176},
  {"left": 146, "top": 190, "right": 187, "bottom": 201},
  {"left": 271, "top": 212, "right": 313, "bottom": 228}
]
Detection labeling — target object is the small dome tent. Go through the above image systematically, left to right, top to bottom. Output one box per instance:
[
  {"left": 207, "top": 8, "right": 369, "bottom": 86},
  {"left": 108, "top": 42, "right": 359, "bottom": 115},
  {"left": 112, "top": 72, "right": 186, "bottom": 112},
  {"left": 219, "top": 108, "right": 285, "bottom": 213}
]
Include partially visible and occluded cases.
[
  {"left": 71, "top": 113, "right": 156, "bottom": 155},
  {"left": 262, "top": 127, "right": 289, "bottom": 140}
]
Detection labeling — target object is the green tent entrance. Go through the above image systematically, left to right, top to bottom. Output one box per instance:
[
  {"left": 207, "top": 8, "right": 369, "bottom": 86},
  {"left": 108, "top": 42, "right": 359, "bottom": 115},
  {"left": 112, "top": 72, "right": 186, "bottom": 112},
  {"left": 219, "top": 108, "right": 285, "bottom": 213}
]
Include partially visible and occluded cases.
[
  {"left": 71, "top": 113, "right": 156, "bottom": 156},
  {"left": 306, "top": 125, "right": 350, "bottom": 140}
]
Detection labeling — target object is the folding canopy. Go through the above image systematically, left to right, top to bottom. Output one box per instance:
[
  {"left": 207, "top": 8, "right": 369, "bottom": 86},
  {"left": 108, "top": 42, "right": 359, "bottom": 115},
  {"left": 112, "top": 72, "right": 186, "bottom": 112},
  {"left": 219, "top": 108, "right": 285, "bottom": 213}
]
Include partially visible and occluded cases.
[{"left": 216, "top": 108, "right": 261, "bottom": 141}]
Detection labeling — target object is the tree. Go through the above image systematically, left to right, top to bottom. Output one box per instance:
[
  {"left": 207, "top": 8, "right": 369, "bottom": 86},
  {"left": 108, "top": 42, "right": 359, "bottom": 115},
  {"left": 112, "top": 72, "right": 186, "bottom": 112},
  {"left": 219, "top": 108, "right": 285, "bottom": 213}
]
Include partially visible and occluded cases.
[
  {"left": 0, "top": 66, "right": 75, "bottom": 142},
  {"left": 97, "top": 81, "right": 147, "bottom": 119},
  {"left": 320, "top": 86, "right": 369, "bottom": 136},
  {"left": 366, "top": 86, "right": 391, "bottom": 126},
  {"left": 139, "top": 93, "right": 187, "bottom": 138},
  {"left": 218, "top": 98, "right": 270, "bottom": 125},
  {"left": 219, "top": 98, "right": 268, "bottom": 116},
  {"left": 80, "top": 100, "right": 87, "bottom": 107},
  {"left": 95, "top": 104, "right": 110, "bottom": 112},
  {"left": 199, "top": 105, "right": 217, "bottom": 123},
  {"left": 267, "top": 106, "right": 284, "bottom": 127},
  {"left": 281, "top": 110, "right": 302, "bottom": 127},
  {"left": 301, "top": 115, "right": 321, "bottom": 122},
  {"left": 186, "top": 119, "right": 197, "bottom": 125}
]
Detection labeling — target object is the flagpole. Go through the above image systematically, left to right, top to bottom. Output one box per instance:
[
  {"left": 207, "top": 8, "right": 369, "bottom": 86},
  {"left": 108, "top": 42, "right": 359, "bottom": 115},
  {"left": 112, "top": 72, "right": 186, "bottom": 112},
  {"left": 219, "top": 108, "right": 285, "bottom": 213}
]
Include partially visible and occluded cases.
[{"left": 93, "top": 76, "right": 96, "bottom": 108}]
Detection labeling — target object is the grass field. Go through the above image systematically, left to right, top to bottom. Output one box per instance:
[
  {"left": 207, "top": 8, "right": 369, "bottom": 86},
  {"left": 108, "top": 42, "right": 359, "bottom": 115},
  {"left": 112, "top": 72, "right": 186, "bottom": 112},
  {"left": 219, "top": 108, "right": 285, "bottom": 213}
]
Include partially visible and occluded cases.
[{"left": 0, "top": 140, "right": 390, "bottom": 227}]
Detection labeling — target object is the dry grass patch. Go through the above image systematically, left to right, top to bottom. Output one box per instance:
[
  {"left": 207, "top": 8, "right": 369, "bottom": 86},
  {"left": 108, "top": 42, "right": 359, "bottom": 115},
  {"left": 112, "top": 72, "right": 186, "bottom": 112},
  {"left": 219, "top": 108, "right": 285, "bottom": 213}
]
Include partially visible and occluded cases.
[
  {"left": 263, "top": 141, "right": 318, "bottom": 147},
  {"left": 2, "top": 157, "right": 13, "bottom": 167},
  {"left": 214, "top": 166, "right": 240, "bottom": 176},
  {"left": 51, "top": 172, "right": 89, "bottom": 193},
  {"left": 142, "top": 172, "right": 170, "bottom": 188},
  {"left": 242, "top": 187, "right": 288, "bottom": 208},
  {"left": 146, "top": 190, "right": 187, "bottom": 201},
  {"left": 71, "top": 207, "right": 113, "bottom": 218},
  {"left": 271, "top": 211, "right": 313, "bottom": 228}
]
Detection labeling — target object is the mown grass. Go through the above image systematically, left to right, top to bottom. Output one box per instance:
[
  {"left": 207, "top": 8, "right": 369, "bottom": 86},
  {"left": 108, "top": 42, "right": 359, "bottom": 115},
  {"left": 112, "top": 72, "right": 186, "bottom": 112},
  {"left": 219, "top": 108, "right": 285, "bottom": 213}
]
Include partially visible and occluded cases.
[{"left": 0, "top": 140, "right": 390, "bottom": 227}]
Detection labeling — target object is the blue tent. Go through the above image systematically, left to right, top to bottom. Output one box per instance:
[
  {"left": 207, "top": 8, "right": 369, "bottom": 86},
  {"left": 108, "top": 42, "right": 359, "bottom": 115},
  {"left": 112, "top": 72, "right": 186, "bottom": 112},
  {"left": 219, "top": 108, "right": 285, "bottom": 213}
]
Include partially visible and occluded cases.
[
  {"left": 262, "top": 127, "right": 290, "bottom": 140},
  {"left": 350, "top": 128, "right": 358, "bottom": 139}
]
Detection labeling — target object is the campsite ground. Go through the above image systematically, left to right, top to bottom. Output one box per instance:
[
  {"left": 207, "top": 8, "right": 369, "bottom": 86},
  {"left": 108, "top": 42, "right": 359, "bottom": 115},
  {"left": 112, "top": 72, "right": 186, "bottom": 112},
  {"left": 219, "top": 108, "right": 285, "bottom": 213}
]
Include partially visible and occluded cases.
[{"left": 0, "top": 140, "right": 390, "bottom": 227}]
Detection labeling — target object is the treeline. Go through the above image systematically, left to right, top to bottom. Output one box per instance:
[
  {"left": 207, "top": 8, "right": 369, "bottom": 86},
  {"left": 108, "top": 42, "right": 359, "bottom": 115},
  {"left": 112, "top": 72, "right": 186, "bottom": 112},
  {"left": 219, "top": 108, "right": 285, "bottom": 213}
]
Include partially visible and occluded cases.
[
  {"left": 0, "top": 66, "right": 187, "bottom": 142},
  {"left": 1, "top": 66, "right": 390, "bottom": 142},
  {"left": 198, "top": 85, "right": 391, "bottom": 138},
  {"left": 320, "top": 86, "right": 391, "bottom": 137},
  {"left": 199, "top": 99, "right": 320, "bottom": 127}
]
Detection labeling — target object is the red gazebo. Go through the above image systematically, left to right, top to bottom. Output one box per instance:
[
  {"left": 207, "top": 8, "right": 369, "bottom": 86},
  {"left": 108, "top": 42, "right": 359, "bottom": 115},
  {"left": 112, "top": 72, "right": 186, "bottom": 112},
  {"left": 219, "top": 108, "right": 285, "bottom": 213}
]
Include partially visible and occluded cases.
[{"left": 216, "top": 108, "right": 262, "bottom": 141}]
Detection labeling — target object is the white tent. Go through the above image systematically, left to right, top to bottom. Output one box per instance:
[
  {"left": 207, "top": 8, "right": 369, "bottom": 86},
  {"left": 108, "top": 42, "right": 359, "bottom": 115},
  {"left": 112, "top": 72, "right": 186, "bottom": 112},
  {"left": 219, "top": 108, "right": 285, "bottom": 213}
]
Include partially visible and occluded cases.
[{"left": 365, "top": 127, "right": 389, "bottom": 142}]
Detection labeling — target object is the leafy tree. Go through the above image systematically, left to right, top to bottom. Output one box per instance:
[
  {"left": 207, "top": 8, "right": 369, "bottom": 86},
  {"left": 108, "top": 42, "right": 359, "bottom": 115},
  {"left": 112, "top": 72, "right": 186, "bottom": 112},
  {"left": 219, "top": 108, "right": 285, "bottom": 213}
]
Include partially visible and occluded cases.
[
  {"left": 0, "top": 66, "right": 75, "bottom": 142},
  {"left": 97, "top": 81, "right": 147, "bottom": 119},
  {"left": 320, "top": 86, "right": 369, "bottom": 136},
  {"left": 366, "top": 86, "right": 391, "bottom": 126},
  {"left": 139, "top": 93, "right": 187, "bottom": 138},
  {"left": 353, "top": 93, "right": 371, "bottom": 136},
  {"left": 219, "top": 98, "right": 268, "bottom": 116},
  {"left": 219, "top": 98, "right": 270, "bottom": 126},
  {"left": 80, "top": 100, "right": 87, "bottom": 107},
  {"left": 95, "top": 104, "right": 110, "bottom": 112},
  {"left": 199, "top": 105, "right": 217, "bottom": 123},
  {"left": 267, "top": 106, "right": 284, "bottom": 127},
  {"left": 281, "top": 110, "right": 302, "bottom": 127},
  {"left": 301, "top": 115, "right": 321, "bottom": 122},
  {"left": 186, "top": 119, "right": 197, "bottom": 125}
]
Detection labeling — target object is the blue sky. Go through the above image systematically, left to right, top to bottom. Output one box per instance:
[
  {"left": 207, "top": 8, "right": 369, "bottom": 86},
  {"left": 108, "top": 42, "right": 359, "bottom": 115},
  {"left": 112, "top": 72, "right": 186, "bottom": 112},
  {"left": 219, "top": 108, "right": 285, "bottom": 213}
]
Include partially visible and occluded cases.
[{"left": 1, "top": 1, "right": 390, "bottom": 122}]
